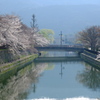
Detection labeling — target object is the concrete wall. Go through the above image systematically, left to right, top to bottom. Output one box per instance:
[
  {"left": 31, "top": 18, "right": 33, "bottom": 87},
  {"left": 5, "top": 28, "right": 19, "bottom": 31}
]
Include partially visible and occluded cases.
[
  {"left": 0, "top": 50, "right": 17, "bottom": 64},
  {"left": 83, "top": 50, "right": 97, "bottom": 58},
  {"left": 81, "top": 53, "right": 100, "bottom": 68},
  {"left": 0, "top": 54, "right": 38, "bottom": 75}
]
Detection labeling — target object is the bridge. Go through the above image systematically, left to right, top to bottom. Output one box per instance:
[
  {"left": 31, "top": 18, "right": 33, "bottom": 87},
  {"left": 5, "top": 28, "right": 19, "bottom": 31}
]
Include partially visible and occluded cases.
[{"left": 35, "top": 45, "right": 85, "bottom": 52}]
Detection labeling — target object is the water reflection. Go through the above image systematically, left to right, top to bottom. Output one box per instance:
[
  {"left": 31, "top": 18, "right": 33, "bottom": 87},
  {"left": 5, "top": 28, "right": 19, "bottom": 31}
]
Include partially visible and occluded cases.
[
  {"left": 40, "top": 50, "right": 78, "bottom": 57},
  {"left": 0, "top": 51, "right": 100, "bottom": 100},
  {"left": 0, "top": 60, "right": 100, "bottom": 100},
  {"left": 0, "top": 62, "right": 50, "bottom": 100},
  {"left": 59, "top": 62, "right": 65, "bottom": 79},
  {"left": 77, "top": 63, "right": 100, "bottom": 91},
  {"left": 23, "top": 98, "right": 98, "bottom": 100}
]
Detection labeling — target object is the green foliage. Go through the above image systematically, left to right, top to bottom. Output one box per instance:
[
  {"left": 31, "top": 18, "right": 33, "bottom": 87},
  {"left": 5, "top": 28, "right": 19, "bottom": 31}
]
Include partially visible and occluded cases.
[
  {"left": 39, "top": 29, "right": 54, "bottom": 43},
  {"left": 45, "top": 63, "right": 55, "bottom": 70}
]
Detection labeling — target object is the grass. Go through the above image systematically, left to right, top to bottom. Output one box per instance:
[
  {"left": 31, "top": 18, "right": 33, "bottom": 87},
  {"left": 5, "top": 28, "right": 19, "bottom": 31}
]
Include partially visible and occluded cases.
[
  {"left": 0, "top": 49, "right": 8, "bottom": 51},
  {"left": 0, "top": 54, "right": 38, "bottom": 75}
]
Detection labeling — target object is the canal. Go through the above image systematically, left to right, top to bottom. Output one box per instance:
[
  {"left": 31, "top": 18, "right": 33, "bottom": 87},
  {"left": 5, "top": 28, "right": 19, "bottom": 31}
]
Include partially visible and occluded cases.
[{"left": 0, "top": 50, "right": 100, "bottom": 100}]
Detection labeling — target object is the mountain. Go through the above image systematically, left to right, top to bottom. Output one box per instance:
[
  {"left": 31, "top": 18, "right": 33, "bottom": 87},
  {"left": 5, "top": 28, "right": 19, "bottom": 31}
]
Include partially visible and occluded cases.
[
  {"left": 1, "top": 3, "right": 100, "bottom": 36},
  {"left": 17, "top": 5, "right": 100, "bottom": 36}
]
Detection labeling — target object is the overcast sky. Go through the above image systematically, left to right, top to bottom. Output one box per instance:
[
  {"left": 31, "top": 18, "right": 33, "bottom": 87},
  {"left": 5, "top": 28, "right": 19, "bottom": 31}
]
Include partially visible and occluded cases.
[
  {"left": 0, "top": 0, "right": 100, "bottom": 14},
  {"left": 0, "top": 0, "right": 100, "bottom": 8},
  {"left": 1, "top": 0, "right": 100, "bottom": 5},
  {"left": 33, "top": 0, "right": 100, "bottom": 5}
]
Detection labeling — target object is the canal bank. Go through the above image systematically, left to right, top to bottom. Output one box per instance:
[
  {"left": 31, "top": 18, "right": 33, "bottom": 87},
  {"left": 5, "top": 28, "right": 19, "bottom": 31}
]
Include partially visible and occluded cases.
[
  {"left": 0, "top": 50, "right": 100, "bottom": 99},
  {"left": 81, "top": 51, "right": 100, "bottom": 68},
  {"left": 0, "top": 54, "right": 38, "bottom": 82}
]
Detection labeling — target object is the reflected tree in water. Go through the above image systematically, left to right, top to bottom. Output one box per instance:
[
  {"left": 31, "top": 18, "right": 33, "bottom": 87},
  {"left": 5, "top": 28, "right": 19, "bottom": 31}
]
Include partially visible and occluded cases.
[
  {"left": 0, "top": 62, "right": 49, "bottom": 100},
  {"left": 77, "top": 63, "right": 100, "bottom": 91}
]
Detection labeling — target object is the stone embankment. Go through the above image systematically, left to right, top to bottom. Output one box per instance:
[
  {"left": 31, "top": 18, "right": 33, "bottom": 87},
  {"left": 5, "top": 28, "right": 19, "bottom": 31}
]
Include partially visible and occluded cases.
[
  {"left": 81, "top": 50, "right": 100, "bottom": 68},
  {"left": 0, "top": 54, "right": 38, "bottom": 75}
]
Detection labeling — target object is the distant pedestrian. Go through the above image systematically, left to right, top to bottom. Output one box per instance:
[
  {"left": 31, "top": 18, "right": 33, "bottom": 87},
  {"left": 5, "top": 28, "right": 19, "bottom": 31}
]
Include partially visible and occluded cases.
[{"left": 38, "top": 52, "right": 41, "bottom": 57}]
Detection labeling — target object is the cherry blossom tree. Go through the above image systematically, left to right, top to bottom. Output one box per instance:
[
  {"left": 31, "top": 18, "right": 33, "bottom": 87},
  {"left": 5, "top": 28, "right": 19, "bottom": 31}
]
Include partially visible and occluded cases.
[{"left": 0, "top": 14, "right": 49, "bottom": 58}]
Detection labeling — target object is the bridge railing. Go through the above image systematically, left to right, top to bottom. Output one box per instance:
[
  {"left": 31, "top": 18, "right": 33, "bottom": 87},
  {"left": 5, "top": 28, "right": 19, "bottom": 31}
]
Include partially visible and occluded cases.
[
  {"left": 35, "top": 45, "right": 84, "bottom": 48},
  {"left": 35, "top": 45, "right": 85, "bottom": 52},
  {"left": 41, "top": 45, "right": 84, "bottom": 47}
]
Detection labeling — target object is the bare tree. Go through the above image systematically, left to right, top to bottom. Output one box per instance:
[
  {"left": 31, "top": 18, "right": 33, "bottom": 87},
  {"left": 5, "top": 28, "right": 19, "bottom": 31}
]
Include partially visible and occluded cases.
[{"left": 77, "top": 26, "right": 100, "bottom": 51}]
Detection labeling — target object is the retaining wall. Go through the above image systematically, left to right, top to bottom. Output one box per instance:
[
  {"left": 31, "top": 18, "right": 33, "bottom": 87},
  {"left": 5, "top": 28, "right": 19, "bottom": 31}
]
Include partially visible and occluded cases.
[
  {"left": 81, "top": 53, "right": 100, "bottom": 68},
  {"left": 0, "top": 54, "right": 38, "bottom": 75}
]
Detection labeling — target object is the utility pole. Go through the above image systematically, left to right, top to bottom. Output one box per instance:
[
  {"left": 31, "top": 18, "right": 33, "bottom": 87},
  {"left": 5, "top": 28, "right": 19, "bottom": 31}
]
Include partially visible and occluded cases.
[{"left": 59, "top": 31, "right": 63, "bottom": 46}]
